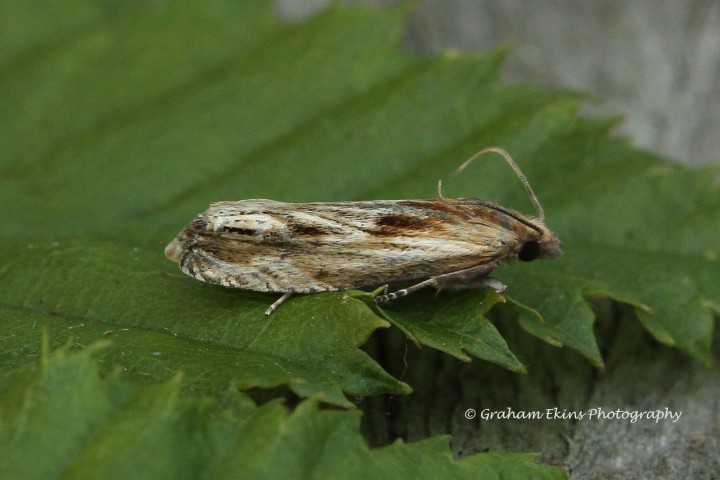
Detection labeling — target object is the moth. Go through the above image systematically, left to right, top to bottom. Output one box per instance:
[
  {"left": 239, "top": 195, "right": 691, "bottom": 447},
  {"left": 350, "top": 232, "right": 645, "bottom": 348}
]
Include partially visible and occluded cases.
[{"left": 165, "top": 148, "right": 562, "bottom": 314}]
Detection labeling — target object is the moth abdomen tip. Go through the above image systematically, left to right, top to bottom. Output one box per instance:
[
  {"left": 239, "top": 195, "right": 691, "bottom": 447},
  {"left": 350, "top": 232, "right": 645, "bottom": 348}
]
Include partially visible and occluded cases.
[{"left": 164, "top": 239, "right": 183, "bottom": 263}]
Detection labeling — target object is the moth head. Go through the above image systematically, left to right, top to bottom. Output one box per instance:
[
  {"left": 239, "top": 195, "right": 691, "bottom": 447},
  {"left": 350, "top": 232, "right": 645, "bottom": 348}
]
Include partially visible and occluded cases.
[
  {"left": 442, "top": 147, "right": 562, "bottom": 263},
  {"left": 447, "top": 148, "right": 561, "bottom": 263},
  {"left": 517, "top": 221, "right": 562, "bottom": 262}
]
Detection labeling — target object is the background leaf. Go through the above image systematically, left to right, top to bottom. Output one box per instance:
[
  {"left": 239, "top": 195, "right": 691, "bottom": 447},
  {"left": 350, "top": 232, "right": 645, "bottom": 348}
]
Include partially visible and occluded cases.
[
  {"left": 0, "top": 239, "right": 408, "bottom": 407},
  {"left": 0, "top": 344, "right": 566, "bottom": 479}
]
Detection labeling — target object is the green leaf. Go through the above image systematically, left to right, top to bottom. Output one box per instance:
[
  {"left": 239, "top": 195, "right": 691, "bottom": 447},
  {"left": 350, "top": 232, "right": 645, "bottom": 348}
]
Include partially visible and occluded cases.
[
  {"left": 1, "top": 0, "right": 718, "bottom": 417},
  {"left": 500, "top": 149, "right": 720, "bottom": 368},
  {"left": 0, "top": 239, "right": 408, "bottom": 408},
  {"left": 367, "top": 290, "right": 527, "bottom": 372},
  {"left": 0, "top": 344, "right": 567, "bottom": 480}
]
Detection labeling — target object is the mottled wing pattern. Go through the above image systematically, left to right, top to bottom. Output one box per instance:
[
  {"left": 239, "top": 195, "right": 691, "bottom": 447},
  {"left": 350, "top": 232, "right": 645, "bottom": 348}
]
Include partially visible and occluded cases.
[{"left": 167, "top": 199, "right": 541, "bottom": 293}]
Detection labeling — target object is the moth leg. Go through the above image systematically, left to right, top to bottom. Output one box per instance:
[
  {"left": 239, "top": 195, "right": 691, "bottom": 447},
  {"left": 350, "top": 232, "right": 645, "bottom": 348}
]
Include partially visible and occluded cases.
[
  {"left": 374, "top": 262, "right": 501, "bottom": 305},
  {"left": 430, "top": 262, "right": 499, "bottom": 285},
  {"left": 434, "top": 275, "right": 506, "bottom": 300},
  {"left": 461, "top": 276, "right": 507, "bottom": 293},
  {"left": 374, "top": 278, "right": 438, "bottom": 304},
  {"left": 265, "top": 292, "right": 292, "bottom": 316}
]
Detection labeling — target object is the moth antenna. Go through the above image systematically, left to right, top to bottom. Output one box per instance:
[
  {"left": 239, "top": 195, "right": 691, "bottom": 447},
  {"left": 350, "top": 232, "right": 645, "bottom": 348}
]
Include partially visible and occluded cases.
[{"left": 442, "top": 147, "right": 545, "bottom": 222}]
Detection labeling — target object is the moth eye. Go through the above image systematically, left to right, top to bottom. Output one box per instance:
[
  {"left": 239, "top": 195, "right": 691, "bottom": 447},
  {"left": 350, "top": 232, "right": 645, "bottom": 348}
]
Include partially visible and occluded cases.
[{"left": 518, "top": 240, "right": 540, "bottom": 262}]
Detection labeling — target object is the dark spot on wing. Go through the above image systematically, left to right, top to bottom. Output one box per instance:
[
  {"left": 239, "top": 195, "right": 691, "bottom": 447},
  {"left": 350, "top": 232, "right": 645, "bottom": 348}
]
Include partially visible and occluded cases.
[
  {"left": 373, "top": 214, "right": 435, "bottom": 236},
  {"left": 377, "top": 214, "right": 426, "bottom": 228},
  {"left": 289, "top": 224, "right": 327, "bottom": 236},
  {"left": 223, "top": 226, "right": 259, "bottom": 236}
]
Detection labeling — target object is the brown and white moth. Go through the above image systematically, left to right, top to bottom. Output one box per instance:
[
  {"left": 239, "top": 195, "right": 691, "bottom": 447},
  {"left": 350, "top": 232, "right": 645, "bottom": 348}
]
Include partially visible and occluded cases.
[{"left": 165, "top": 148, "right": 562, "bottom": 314}]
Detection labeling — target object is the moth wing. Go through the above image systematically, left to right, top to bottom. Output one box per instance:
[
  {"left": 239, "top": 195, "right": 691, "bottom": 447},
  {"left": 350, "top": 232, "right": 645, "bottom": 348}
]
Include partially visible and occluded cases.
[
  {"left": 171, "top": 199, "right": 537, "bottom": 293},
  {"left": 175, "top": 200, "right": 344, "bottom": 292},
  {"left": 201, "top": 200, "right": 295, "bottom": 243}
]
